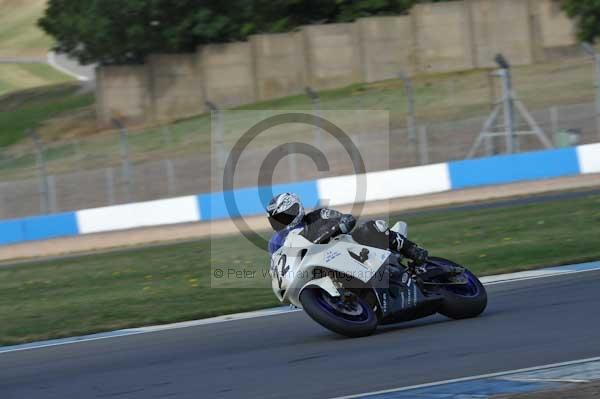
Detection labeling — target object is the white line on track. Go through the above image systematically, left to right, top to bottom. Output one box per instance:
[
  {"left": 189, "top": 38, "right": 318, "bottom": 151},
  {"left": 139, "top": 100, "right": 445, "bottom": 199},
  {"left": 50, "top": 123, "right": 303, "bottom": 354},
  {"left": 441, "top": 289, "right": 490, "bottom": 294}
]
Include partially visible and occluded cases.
[
  {"left": 1, "top": 261, "right": 599, "bottom": 355},
  {"left": 481, "top": 261, "right": 600, "bottom": 285},
  {"left": 0, "top": 307, "right": 300, "bottom": 355},
  {"left": 329, "top": 356, "right": 600, "bottom": 399},
  {"left": 505, "top": 377, "right": 590, "bottom": 383}
]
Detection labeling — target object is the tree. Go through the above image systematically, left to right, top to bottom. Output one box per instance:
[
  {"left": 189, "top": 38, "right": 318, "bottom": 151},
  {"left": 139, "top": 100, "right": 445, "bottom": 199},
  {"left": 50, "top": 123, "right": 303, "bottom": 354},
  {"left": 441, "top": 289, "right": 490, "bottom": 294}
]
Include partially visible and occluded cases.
[
  {"left": 39, "top": 0, "right": 432, "bottom": 65},
  {"left": 39, "top": 0, "right": 249, "bottom": 65},
  {"left": 562, "top": 0, "right": 600, "bottom": 43}
]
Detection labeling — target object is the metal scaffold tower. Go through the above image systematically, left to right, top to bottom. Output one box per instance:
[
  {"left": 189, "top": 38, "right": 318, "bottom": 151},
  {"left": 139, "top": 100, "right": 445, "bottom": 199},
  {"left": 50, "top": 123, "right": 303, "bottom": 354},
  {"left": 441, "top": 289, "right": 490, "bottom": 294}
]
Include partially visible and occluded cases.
[{"left": 467, "top": 54, "right": 553, "bottom": 159}]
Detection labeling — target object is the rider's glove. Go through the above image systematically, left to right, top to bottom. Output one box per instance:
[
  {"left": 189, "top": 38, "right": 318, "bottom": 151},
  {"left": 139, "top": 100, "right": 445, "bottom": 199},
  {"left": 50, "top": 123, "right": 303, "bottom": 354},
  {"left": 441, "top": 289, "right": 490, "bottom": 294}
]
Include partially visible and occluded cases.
[
  {"left": 338, "top": 214, "right": 356, "bottom": 234},
  {"left": 315, "top": 224, "right": 341, "bottom": 244},
  {"left": 401, "top": 241, "right": 429, "bottom": 265},
  {"left": 412, "top": 247, "right": 429, "bottom": 265}
]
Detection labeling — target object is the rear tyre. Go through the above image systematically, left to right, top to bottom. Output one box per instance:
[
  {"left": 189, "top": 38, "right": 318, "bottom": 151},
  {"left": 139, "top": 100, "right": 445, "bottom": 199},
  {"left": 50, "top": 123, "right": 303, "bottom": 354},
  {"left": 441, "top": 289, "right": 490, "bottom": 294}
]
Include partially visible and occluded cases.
[
  {"left": 432, "top": 258, "right": 487, "bottom": 319},
  {"left": 299, "top": 287, "right": 378, "bottom": 338}
]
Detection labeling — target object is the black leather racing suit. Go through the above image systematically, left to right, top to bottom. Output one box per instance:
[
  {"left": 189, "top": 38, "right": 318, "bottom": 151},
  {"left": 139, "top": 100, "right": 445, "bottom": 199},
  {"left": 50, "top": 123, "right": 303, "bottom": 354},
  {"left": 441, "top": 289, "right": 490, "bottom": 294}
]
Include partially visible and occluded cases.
[{"left": 299, "top": 208, "right": 428, "bottom": 263}]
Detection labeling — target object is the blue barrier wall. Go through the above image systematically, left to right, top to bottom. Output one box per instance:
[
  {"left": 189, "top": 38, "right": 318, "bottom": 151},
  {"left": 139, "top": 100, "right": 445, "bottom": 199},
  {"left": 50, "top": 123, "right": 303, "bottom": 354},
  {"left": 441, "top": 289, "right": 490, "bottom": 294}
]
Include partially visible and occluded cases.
[
  {"left": 0, "top": 145, "right": 597, "bottom": 246},
  {"left": 448, "top": 148, "right": 580, "bottom": 190},
  {"left": 198, "top": 180, "right": 320, "bottom": 221},
  {"left": 0, "top": 212, "right": 79, "bottom": 245},
  {"left": 0, "top": 219, "right": 25, "bottom": 245}
]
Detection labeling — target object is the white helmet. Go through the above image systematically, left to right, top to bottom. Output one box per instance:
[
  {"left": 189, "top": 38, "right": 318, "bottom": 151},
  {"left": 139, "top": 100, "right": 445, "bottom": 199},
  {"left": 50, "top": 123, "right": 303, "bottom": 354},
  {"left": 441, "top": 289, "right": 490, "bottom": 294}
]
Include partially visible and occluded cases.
[{"left": 266, "top": 193, "right": 305, "bottom": 232}]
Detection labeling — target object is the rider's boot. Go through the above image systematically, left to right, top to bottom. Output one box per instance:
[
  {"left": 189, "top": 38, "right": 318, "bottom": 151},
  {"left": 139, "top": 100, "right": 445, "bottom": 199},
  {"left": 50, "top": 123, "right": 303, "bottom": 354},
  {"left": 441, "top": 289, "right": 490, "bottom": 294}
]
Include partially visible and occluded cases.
[
  {"left": 389, "top": 231, "right": 446, "bottom": 280},
  {"left": 389, "top": 231, "right": 428, "bottom": 264}
]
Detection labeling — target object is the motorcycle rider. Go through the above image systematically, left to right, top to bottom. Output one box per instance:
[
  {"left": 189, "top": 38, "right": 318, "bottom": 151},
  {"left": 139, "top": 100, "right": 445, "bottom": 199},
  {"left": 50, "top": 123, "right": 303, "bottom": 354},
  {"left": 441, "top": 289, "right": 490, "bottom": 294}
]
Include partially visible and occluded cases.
[{"left": 266, "top": 192, "right": 429, "bottom": 267}]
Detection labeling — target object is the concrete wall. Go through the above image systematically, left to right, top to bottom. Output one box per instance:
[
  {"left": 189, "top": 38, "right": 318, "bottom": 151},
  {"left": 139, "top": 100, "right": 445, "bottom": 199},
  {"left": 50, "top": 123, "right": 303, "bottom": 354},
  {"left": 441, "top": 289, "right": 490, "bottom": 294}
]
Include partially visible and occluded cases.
[
  {"left": 95, "top": 0, "right": 579, "bottom": 126},
  {"left": 469, "top": 0, "right": 534, "bottom": 68},
  {"left": 530, "top": 0, "right": 577, "bottom": 61},
  {"left": 536, "top": 0, "right": 576, "bottom": 48},
  {"left": 413, "top": 2, "right": 474, "bottom": 73},
  {"left": 358, "top": 16, "right": 415, "bottom": 82},
  {"left": 303, "top": 23, "right": 364, "bottom": 90},
  {"left": 251, "top": 33, "right": 306, "bottom": 100},
  {"left": 200, "top": 42, "right": 256, "bottom": 108},
  {"left": 148, "top": 54, "right": 204, "bottom": 122},
  {"left": 96, "top": 65, "right": 150, "bottom": 126}
]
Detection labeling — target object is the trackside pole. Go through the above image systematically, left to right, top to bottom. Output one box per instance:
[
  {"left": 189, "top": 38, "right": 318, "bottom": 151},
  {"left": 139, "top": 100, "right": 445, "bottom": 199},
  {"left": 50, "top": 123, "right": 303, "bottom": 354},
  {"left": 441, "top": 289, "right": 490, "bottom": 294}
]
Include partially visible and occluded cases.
[
  {"left": 581, "top": 43, "right": 600, "bottom": 141},
  {"left": 467, "top": 54, "right": 551, "bottom": 159},
  {"left": 398, "top": 72, "right": 418, "bottom": 163},
  {"left": 305, "top": 86, "right": 323, "bottom": 150},
  {"left": 206, "top": 101, "right": 226, "bottom": 191},
  {"left": 112, "top": 118, "right": 134, "bottom": 202},
  {"left": 28, "top": 129, "right": 51, "bottom": 214}
]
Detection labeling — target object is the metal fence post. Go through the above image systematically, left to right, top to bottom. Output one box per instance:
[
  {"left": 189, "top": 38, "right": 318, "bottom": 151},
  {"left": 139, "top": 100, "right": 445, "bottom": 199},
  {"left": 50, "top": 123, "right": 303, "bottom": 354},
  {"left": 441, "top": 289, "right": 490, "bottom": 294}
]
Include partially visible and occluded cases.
[
  {"left": 582, "top": 43, "right": 600, "bottom": 141},
  {"left": 398, "top": 72, "right": 418, "bottom": 164},
  {"left": 305, "top": 86, "right": 323, "bottom": 149},
  {"left": 353, "top": 97, "right": 366, "bottom": 165},
  {"left": 206, "top": 101, "right": 226, "bottom": 189},
  {"left": 550, "top": 106, "right": 559, "bottom": 145},
  {"left": 112, "top": 118, "right": 133, "bottom": 202},
  {"left": 162, "top": 125, "right": 177, "bottom": 196},
  {"left": 418, "top": 125, "right": 429, "bottom": 165},
  {"left": 28, "top": 129, "right": 51, "bottom": 214},
  {"left": 287, "top": 143, "right": 298, "bottom": 182},
  {"left": 105, "top": 167, "right": 115, "bottom": 205},
  {"left": 47, "top": 175, "right": 58, "bottom": 213}
]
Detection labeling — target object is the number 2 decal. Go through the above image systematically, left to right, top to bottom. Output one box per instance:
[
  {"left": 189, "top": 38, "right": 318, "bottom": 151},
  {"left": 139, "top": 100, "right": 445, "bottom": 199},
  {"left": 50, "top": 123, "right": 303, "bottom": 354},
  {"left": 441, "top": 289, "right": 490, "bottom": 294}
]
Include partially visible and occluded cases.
[{"left": 277, "top": 254, "right": 289, "bottom": 289}]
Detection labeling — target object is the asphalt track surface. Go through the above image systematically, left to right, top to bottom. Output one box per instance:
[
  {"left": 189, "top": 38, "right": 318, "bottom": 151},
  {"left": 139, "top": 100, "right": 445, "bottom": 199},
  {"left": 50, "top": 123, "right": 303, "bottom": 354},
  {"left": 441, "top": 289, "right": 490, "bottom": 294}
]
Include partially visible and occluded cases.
[{"left": 1, "top": 269, "right": 599, "bottom": 399}]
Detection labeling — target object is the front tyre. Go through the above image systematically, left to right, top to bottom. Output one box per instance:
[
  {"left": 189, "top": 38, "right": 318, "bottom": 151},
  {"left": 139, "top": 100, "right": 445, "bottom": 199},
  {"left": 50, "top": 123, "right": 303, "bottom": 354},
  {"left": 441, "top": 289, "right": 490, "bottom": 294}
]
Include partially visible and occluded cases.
[
  {"left": 432, "top": 258, "right": 487, "bottom": 319},
  {"left": 299, "top": 288, "right": 378, "bottom": 338}
]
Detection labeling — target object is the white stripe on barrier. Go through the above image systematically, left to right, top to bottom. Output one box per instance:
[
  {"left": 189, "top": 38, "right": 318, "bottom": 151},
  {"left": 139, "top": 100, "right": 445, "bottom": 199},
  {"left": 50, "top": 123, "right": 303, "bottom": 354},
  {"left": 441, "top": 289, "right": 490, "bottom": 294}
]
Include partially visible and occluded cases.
[
  {"left": 577, "top": 143, "right": 600, "bottom": 174},
  {"left": 3, "top": 145, "right": 598, "bottom": 240},
  {"left": 317, "top": 163, "right": 451, "bottom": 206},
  {"left": 76, "top": 196, "right": 200, "bottom": 234}
]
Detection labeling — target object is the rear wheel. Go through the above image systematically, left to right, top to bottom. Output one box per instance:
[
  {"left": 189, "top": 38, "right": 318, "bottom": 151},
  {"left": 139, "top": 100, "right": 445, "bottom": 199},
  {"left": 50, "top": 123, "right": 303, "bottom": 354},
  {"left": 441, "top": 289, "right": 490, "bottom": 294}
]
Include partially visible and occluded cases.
[
  {"left": 431, "top": 258, "right": 487, "bottom": 319},
  {"left": 299, "top": 287, "right": 378, "bottom": 338}
]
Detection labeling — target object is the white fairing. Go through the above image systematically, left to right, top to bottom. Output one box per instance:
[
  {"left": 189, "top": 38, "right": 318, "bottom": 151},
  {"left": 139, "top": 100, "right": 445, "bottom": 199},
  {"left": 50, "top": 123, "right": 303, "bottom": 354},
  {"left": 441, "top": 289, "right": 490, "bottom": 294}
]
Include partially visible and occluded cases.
[{"left": 270, "top": 229, "right": 392, "bottom": 308}]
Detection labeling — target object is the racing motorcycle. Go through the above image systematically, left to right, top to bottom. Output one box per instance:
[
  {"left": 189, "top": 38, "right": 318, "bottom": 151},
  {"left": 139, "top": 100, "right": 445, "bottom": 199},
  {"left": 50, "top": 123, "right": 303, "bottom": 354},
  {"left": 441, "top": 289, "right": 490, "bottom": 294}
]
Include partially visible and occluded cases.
[{"left": 269, "top": 222, "right": 487, "bottom": 337}]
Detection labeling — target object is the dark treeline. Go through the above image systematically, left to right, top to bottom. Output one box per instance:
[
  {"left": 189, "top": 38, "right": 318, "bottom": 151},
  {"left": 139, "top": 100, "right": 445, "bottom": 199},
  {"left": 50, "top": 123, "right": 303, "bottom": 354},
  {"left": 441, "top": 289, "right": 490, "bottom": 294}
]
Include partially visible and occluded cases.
[{"left": 39, "top": 0, "right": 444, "bottom": 65}]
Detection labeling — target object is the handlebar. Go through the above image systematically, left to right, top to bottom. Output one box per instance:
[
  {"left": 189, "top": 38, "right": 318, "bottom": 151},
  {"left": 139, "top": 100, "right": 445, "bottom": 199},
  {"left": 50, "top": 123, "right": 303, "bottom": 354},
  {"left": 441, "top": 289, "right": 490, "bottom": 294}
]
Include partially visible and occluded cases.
[{"left": 314, "top": 224, "right": 342, "bottom": 244}]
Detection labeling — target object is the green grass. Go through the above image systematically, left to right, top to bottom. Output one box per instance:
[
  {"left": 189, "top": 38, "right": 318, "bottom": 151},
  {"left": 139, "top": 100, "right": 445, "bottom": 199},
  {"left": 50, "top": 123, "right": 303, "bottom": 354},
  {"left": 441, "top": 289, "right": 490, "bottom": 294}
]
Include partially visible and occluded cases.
[
  {"left": 0, "top": 0, "right": 52, "bottom": 58},
  {"left": 0, "top": 0, "right": 69, "bottom": 96},
  {"left": 2, "top": 55, "right": 597, "bottom": 182},
  {"left": 0, "top": 63, "right": 73, "bottom": 97},
  {"left": 0, "top": 83, "right": 93, "bottom": 147},
  {"left": 1, "top": 194, "right": 600, "bottom": 346}
]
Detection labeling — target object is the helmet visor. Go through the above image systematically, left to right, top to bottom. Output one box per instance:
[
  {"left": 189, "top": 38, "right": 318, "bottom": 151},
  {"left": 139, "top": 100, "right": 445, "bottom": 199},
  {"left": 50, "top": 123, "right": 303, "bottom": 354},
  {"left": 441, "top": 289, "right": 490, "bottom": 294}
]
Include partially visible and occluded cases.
[{"left": 268, "top": 203, "right": 300, "bottom": 231}]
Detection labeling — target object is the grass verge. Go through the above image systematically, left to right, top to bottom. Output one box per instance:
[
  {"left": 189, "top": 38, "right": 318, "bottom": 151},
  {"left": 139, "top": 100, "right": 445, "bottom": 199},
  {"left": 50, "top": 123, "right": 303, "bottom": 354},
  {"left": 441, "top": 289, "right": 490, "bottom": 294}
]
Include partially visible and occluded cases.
[
  {"left": 0, "top": 0, "right": 52, "bottom": 58},
  {"left": 0, "top": 56, "right": 598, "bottom": 181},
  {"left": 0, "top": 63, "right": 72, "bottom": 97},
  {"left": 0, "top": 83, "right": 93, "bottom": 146},
  {"left": 1, "top": 194, "right": 600, "bottom": 346}
]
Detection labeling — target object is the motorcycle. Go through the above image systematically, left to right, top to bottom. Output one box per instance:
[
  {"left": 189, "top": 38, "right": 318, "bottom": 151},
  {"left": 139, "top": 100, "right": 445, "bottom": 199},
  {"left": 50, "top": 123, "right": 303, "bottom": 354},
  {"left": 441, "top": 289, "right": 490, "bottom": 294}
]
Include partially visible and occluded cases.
[{"left": 269, "top": 221, "right": 487, "bottom": 337}]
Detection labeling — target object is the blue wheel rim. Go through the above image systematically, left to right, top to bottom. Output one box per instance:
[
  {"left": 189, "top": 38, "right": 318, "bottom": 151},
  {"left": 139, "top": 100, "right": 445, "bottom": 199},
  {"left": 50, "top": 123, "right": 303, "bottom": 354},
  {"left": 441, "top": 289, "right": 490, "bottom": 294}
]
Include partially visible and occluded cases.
[
  {"left": 444, "top": 271, "right": 480, "bottom": 297},
  {"left": 315, "top": 292, "right": 371, "bottom": 323}
]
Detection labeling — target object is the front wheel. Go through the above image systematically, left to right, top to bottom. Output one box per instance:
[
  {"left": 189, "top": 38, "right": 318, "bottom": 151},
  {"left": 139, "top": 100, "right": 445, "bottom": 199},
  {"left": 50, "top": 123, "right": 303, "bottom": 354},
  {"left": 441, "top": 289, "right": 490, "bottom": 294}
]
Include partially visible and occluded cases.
[
  {"left": 430, "top": 258, "right": 487, "bottom": 320},
  {"left": 299, "top": 288, "right": 378, "bottom": 338}
]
